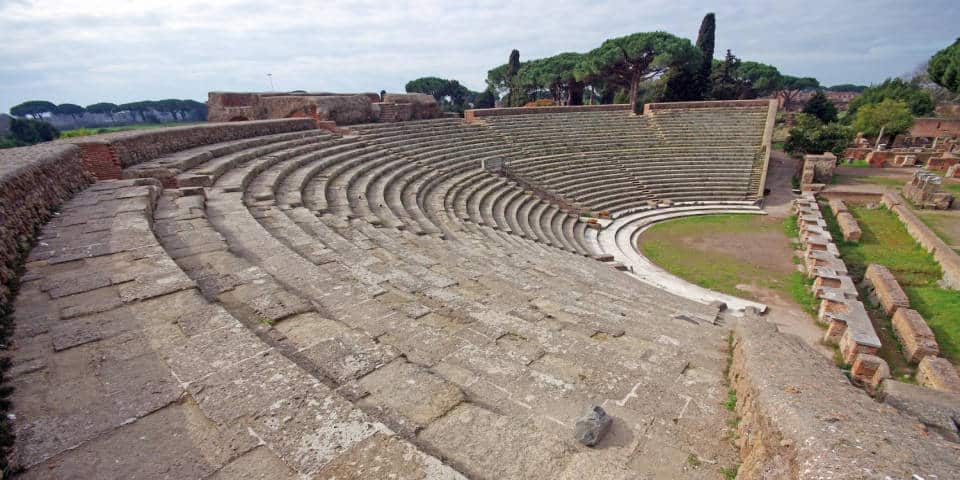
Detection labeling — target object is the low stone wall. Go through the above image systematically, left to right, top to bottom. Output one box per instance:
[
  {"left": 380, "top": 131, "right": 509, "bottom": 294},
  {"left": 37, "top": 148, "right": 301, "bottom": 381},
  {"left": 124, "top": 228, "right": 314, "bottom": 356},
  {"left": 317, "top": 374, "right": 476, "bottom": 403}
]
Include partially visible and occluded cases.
[
  {"left": 642, "top": 99, "right": 774, "bottom": 112},
  {"left": 463, "top": 104, "right": 629, "bottom": 122},
  {"left": 61, "top": 119, "right": 316, "bottom": 176},
  {"left": 0, "top": 144, "right": 94, "bottom": 304},
  {"left": 883, "top": 192, "right": 960, "bottom": 290},
  {"left": 863, "top": 264, "right": 909, "bottom": 315},
  {"left": 730, "top": 318, "right": 960, "bottom": 478}
]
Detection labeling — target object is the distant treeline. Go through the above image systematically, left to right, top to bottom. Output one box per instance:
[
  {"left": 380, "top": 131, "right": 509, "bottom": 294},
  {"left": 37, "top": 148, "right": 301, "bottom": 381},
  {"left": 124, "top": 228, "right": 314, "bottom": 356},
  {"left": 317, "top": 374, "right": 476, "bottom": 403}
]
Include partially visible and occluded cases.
[{"left": 8, "top": 99, "right": 207, "bottom": 129}]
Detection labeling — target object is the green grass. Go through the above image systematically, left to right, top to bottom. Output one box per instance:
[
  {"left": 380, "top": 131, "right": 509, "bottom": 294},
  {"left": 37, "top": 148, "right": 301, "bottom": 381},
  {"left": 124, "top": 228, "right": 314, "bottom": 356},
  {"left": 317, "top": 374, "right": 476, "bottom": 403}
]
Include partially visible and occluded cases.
[
  {"left": 59, "top": 122, "right": 202, "bottom": 138},
  {"left": 772, "top": 140, "right": 785, "bottom": 151},
  {"left": 845, "top": 159, "right": 870, "bottom": 167},
  {"left": 833, "top": 175, "right": 905, "bottom": 188},
  {"left": 942, "top": 182, "right": 960, "bottom": 195},
  {"left": 821, "top": 202, "right": 960, "bottom": 366},
  {"left": 640, "top": 215, "right": 787, "bottom": 299},
  {"left": 723, "top": 389, "right": 737, "bottom": 411},
  {"left": 720, "top": 465, "right": 739, "bottom": 480}
]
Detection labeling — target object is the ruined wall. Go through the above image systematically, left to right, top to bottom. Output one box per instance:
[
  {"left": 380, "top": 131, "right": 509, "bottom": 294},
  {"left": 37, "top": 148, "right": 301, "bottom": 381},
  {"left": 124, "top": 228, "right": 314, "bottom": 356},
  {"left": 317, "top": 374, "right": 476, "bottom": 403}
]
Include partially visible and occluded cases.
[
  {"left": 207, "top": 91, "right": 440, "bottom": 125},
  {"left": 643, "top": 99, "right": 774, "bottom": 112},
  {"left": 464, "top": 104, "right": 630, "bottom": 122},
  {"left": 61, "top": 118, "right": 316, "bottom": 173},
  {"left": 910, "top": 118, "right": 960, "bottom": 138},
  {"left": 0, "top": 144, "right": 94, "bottom": 304},
  {"left": 883, "top": 192, "right": 960, "bottom": 290},
  {"left": 730, "top": 318, "right": 960, "bottom": 478}
]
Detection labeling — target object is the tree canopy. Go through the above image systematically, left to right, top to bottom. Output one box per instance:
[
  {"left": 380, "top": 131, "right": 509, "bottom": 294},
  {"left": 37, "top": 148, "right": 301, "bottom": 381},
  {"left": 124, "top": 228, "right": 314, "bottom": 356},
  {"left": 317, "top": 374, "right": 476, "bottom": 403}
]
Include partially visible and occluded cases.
[
  {"left": 694, "top": 13, "right": 716, "bottom": 98},
  {"left": 574, "top": 31, "right": 700, "bottom": 112},
  {"left": 928, "top": 37, "right": 960, "bottom": 94},
  {"left": 516, "top": 52, "right": 584, "bottom": 105},
  {"left": 775, "top": 75, "right": 820, "bottom": 110},
  {"left": 405, "top": 77, "right": 475, "bottom": 113},
  {"left": 846, "top": 78, "right": 934, "bottom": 118},
  {"left": 827, "top": 84, "right": 867, "bottom": 92},
  {"left": 802, "top": 91, "right": 838, "bottom": 123},
  {"left": 851, "top": 98, "right": 914, "bottom": 137},
  {"left": 10, "top": 100, "right": 57, "bottom": 120},
  {"left": 85, "top": 102, "right": 118, "bottom": 115},
  {"left": 54, "top": 103, "right": 85, "bottom": 119},
  {"left": 784, "top": 113, "right": 853, "bottom": 157}
]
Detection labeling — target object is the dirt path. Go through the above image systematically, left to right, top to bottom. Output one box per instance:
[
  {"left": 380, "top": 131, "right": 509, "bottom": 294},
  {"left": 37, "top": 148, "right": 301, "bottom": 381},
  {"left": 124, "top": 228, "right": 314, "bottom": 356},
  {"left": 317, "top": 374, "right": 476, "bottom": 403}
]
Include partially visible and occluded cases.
[{"left": 759, "top": 151, "right": 834, "bottom": 357}]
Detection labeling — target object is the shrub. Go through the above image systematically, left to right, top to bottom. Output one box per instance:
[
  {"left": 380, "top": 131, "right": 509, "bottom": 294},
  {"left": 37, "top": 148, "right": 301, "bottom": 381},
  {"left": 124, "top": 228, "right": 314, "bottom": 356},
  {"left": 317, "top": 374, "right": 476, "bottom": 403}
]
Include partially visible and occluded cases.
[
  {"left": 523, "top": 99, "right": 556, "bottom": 107},
  {"left": 8, "top": 117, "right": 59, "bottom": 145}
]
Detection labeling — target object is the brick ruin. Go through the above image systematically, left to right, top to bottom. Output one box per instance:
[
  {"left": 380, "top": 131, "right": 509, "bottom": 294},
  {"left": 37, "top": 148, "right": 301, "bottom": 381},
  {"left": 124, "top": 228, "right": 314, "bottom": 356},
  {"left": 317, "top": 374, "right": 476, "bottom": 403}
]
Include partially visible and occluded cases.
[
  {"left": 206, "top": 91, "right": 444, "bottom": 128},
  {"left": 2, "top": 103, "right": 960, "bottom": 478},
  {"left": 799, "top": 152, "right": 836, "bottom": 191},
  {"left": 903, "top": 170, "right": 954, "bottom": 209},
  {"left": 793, "top": 193, "right": 960, "bottom": 401}
]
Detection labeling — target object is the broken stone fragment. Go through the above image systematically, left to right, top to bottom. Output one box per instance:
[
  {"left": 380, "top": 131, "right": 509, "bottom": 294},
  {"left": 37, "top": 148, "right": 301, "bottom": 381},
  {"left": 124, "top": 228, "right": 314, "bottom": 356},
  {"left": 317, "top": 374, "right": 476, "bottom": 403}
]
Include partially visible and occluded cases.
[{"left": 574, "top": 405, "right": 612, "bottom": 446}]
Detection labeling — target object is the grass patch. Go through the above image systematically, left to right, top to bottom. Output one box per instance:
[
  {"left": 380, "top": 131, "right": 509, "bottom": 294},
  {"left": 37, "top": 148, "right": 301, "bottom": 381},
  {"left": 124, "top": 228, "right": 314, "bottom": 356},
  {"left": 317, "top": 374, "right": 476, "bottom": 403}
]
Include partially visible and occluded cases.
[
  {"left": 59, "top": 122, "right": 202, "bottom": 138},
  {"left": 772, "top": 140, "right": 785, "bottom": 151},
  {"left": 845, "top": 159, "right": 870, "bottom": 167},
  {"left": 833, "top": 175, "right": 905, "bottom": 188},
  {"left": 942, "top": 182, "right": 960, "bottom": 195},
  {"left": 821, "top": 201, "right": 960, "bottom": 366},
  {"left": 639, "top": 214, "right": 794, "bottom": 302},
  {"left": 787, "top": 271, "right": 818, "bottom": 316},
  {"left": 723, "top": 389, "right": 737, "bottom": 411},
  {"left": 720, "top": 465, "right": 739, "bottom": 480}
]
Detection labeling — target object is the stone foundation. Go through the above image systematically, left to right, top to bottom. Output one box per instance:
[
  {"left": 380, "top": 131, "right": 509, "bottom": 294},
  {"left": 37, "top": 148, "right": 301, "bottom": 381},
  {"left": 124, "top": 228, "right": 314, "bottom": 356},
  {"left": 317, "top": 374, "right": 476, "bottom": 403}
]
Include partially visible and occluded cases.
[
  {"left": 836, "top": 211, "right": 861, "bottom": 242},
  {"left": 862, "top": 264, "right": 909, "bottom": 315},
  {"left": 891, "top": 308, "right": 940, "bottom": 364},
  {"left": 850, "top": 353, "right": 889, "bottom": 395},
  {"left": 916, "top": 356, "right": 960, "bottom": 393}
]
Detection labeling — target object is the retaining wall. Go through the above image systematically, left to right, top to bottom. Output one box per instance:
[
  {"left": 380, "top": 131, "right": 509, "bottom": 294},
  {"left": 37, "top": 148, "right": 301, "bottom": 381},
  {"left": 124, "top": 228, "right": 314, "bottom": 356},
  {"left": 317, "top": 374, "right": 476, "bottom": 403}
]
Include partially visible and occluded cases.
[
  {"left": 642, "top": 99, "right": 774, "bottom": 112},
  {"left": 463, "top": 104, "right": 630, "bottom": 122},
  {"left": 61, "top": 119, "right": 317, "bottom": 176},
  {"left": 0, "top": 144, "right": 94, "bottom": 304},
  {"left": 882, "top": 192, "right": 960, "bottom": 290}
]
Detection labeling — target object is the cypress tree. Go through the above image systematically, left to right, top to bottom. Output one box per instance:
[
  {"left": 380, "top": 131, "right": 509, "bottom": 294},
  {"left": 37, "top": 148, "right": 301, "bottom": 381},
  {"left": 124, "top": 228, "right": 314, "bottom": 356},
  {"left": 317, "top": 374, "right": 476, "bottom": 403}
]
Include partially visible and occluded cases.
[
  {"left": 696, "top": 13, "right": 716, "bottom": 98},
  {"left": 506, "top": 50, "right": 522, "bottom": 106}
]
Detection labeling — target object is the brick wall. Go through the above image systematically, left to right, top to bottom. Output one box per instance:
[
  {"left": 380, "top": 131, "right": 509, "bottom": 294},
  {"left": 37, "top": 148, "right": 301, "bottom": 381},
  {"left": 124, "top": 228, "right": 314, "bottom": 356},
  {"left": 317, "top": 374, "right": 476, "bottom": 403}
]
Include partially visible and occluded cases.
[
  {"left": 62, "top": 118, "right": 316, "bottom": 171},
  {"left": 0, "top": 144, "right": 94, "bottom": 305}
]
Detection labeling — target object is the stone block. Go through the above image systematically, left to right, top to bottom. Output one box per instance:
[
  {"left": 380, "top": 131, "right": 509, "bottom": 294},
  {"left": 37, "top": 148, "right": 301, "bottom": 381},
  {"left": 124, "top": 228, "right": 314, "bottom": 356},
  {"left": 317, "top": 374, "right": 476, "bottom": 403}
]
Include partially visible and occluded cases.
[
  {"left": 828, "top": 198, "right": 848, "bottom": 214},
  {"left": 836, "top": 212, "right": 861, "bottom": 242},
  {"left": 863, "top": 264, "right": 910, "bottom": 315},
  {"left": 891, "top": 308, "right": 939, "bottom": 364},
  {"left": 840, "top": 327, "right": 880, "bottom": 364},
  {"left": 850, "top": 354, "right": 889, "bottom": 395},
  {"left": 916, "top": 356, "right": 960, "bottom": 394},
  {"left": 881, "top": 380, "right": 960, "bottom": 443}
]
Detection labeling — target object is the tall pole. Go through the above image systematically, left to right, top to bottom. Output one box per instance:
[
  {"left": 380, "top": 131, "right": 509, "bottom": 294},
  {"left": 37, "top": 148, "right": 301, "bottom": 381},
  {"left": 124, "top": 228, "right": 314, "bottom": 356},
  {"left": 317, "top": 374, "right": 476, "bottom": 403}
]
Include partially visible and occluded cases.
[{"left": 267, "top": 73, "right": 275, "bottom": 91}]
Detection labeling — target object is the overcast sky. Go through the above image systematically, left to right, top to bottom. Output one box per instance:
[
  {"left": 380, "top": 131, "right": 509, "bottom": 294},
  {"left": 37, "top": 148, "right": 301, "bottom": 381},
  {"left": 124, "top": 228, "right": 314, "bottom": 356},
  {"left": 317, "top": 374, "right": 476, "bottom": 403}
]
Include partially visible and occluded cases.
[{"left": 1, "top": 0, "right": 958, "bottom": 113}]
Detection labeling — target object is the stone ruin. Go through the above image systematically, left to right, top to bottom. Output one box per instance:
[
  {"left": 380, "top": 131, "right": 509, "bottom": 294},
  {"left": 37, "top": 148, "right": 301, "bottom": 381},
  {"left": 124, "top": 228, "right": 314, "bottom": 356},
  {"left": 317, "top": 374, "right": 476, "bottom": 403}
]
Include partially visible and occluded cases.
[
  {"left": 206, "top": 91, "right": 444, "bottom": 128},
  {"left": 2, "top": 100, "right": 960, "bottom": 478},
  {"left": 799, "top": 152, "right": 835, "bottom": 191},
  {"left": 903, "top": 170, "right": 954, "bottom": 209},
  {"left": 795, "top": 194, "right": 960, "bottom": 402}
]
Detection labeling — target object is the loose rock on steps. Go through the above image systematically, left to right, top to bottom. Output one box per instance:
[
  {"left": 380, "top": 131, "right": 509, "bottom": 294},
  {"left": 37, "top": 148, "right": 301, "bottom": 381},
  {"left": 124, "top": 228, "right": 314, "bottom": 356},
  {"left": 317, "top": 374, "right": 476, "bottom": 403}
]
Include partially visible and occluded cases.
[{"left": 574, "top": 405, "right": 612, "bottom": 446}]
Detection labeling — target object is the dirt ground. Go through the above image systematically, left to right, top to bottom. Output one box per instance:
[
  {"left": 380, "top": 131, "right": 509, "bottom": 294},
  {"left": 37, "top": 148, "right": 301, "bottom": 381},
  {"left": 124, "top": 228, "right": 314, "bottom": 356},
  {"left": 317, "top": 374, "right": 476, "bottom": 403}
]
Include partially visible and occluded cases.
[{"left": 757, "top": 151, "right": 833, "bottom": 356}]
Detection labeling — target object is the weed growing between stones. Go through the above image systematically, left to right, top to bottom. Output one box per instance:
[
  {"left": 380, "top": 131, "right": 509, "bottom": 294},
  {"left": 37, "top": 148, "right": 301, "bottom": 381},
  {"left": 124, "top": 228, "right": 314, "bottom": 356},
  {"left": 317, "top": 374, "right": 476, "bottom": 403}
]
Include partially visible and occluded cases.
[{"left": 720, "top": 465, "right": 739, "bottom": 480}]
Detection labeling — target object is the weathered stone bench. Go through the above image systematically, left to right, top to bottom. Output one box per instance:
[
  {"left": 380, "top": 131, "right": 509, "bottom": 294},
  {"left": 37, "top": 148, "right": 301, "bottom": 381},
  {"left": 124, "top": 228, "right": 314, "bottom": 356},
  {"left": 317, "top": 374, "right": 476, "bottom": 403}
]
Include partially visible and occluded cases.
[
  {"left": 891, "top": 308, "right": 940, "bottom": 363},
  {"left": 916, "top": 356, "right": 960, "bottom": 394}
]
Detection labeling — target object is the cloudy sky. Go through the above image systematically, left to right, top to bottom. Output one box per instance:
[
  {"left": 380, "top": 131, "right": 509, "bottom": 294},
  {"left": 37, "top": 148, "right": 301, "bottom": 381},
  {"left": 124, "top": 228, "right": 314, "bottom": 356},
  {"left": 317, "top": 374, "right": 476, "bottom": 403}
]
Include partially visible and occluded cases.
[{"left": 1, "top": 0, "right": 958, "bottom": 113}]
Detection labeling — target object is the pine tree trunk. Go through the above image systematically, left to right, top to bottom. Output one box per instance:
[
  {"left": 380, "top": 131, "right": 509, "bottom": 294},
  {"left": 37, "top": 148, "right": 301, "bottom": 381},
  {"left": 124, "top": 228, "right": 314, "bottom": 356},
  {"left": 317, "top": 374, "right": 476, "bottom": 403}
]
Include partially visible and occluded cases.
[{"left": 629, "top": 69, "right": 641, "bottom": 114}]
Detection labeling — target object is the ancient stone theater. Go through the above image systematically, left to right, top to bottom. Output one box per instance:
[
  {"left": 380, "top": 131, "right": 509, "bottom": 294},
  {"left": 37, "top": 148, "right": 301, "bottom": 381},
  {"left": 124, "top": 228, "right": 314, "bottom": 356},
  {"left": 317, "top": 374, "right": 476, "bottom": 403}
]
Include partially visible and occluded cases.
[{"left": 2, "top": 94, "right": 959, "bottom": 479}]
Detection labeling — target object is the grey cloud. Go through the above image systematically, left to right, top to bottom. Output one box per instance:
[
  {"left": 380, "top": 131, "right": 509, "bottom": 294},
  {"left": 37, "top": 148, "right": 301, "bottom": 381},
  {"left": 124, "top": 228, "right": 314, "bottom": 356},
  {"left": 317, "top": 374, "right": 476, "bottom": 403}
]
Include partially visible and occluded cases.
[{"left": 1, "top": 0, "right": 958, "bottom": 113}]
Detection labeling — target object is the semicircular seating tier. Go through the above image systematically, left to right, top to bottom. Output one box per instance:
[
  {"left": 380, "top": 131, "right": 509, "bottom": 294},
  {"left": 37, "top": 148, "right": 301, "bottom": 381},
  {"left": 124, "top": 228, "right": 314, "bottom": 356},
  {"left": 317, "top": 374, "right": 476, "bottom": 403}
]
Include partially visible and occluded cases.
[{"left": 4, "top": 101, "right": 849, "bottom": 479}]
